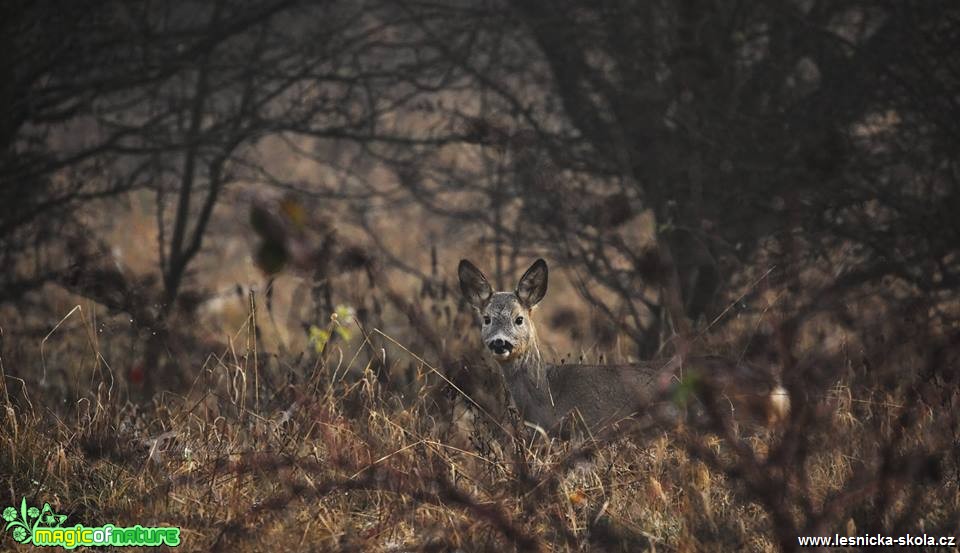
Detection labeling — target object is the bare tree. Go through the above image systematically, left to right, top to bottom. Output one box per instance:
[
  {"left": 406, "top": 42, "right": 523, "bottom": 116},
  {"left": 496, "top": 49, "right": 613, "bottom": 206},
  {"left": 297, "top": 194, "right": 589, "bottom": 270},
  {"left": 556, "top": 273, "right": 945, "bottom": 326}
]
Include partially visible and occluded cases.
[{"left": 1, "top": 0, "right": 481, "bottom": 392}]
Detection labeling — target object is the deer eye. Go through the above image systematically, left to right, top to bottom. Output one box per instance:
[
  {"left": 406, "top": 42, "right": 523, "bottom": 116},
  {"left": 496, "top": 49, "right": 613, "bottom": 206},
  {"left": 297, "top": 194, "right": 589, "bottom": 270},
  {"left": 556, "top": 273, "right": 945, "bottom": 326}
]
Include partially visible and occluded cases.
[
  {"left": 483, "top": 316, "right": 491, "bottom": 325},
  {"left": 514, "top": 316, "right": 524, "bottom": 326}
]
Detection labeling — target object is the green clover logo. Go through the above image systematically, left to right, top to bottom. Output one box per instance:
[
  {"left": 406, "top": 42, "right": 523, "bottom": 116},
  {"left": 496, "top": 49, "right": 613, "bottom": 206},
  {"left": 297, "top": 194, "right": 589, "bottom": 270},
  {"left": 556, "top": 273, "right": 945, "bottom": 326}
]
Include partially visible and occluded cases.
[{"left": 3, "top": 498, "right": 67, "bottom": 545}]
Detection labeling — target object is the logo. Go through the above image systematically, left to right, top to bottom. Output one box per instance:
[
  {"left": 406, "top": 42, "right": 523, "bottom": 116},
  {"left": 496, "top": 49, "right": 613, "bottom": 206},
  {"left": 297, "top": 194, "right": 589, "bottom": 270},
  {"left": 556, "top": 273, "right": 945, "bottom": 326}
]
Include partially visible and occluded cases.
[{"left": 2, "top": 498, "right": 180, "bottom": 549}]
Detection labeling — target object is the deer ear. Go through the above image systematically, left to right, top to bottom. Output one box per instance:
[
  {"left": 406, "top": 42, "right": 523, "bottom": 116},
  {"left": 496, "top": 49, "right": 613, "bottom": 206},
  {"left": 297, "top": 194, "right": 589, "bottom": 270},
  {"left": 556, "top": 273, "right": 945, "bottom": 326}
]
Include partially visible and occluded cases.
[
  {"left": 458, "top": 259, "right": 492, "bottom": 308},
  {"left": 517, "top": 259, "right": 548, "bottom": 307}
]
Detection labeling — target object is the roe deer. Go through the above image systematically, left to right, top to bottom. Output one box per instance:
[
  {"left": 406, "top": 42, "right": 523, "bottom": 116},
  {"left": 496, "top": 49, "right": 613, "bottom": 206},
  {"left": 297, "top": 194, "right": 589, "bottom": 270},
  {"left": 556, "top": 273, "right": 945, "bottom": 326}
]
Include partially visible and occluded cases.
[{"left": 458, "top": 258, "right": 789, "bottom": 436}]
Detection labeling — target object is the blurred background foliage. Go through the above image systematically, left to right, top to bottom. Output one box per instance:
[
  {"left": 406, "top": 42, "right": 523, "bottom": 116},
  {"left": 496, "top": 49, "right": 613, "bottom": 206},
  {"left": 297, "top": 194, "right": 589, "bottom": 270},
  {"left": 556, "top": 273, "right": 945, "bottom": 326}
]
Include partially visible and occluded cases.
[{"left": 1, "top": 0, "right": 959, "bottom": 550}]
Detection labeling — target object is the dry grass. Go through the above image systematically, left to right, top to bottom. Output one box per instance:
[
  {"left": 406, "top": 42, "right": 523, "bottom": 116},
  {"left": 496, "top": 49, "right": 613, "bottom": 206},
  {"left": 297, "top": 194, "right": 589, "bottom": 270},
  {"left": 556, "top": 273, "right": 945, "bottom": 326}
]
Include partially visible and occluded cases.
[
  {"left": 0, "top": 217, "right": 956, "bottom": 552},
  {"left": 2, "top": 282, "right": 956, "bottom": 553}
]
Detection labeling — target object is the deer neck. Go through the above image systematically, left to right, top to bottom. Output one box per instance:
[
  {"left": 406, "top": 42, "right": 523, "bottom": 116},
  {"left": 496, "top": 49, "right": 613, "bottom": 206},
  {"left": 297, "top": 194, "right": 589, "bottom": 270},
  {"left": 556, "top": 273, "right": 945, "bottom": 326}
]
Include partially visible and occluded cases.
[
  {"left": 498, "top": 334, "right": 561, "bottom": 427},
  {"left": 501, "top": 334, "right": 548, "bottom": 395}
]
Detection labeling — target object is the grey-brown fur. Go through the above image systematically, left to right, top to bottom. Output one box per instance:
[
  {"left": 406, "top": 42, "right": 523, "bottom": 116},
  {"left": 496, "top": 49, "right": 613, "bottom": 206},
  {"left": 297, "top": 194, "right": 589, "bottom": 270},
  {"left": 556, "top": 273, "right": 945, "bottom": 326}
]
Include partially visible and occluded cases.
[
  {"left": 458, "top": 258, "right": 788, "bottom": 435},
  {"left": 458, "top": 259, "right": 669, "bottom": 433}
]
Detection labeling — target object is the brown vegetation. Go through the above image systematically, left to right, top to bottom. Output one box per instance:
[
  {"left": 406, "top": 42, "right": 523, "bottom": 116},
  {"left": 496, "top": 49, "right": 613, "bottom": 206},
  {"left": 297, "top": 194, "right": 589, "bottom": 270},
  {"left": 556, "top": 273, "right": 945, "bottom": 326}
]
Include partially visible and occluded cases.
[{"left": 2, "top": 0, "right": 959, "bottom": 551}]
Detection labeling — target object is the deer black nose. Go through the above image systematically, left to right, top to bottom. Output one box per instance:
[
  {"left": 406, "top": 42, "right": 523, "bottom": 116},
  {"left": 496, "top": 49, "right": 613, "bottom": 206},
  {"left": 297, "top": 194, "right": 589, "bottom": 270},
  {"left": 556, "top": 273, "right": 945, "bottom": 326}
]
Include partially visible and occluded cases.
[{"left": 488, "top": 338, "right": 513, "bottom": 355}]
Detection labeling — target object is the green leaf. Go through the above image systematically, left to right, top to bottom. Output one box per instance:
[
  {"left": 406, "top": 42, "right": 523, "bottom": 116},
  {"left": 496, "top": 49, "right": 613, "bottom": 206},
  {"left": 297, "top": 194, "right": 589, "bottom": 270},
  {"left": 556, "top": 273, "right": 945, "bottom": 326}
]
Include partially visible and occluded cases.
[
  {"left": 334, "top": 304, "right": 355, "bottom": 320},
  {"left": 308, "top": 325, "right": 330, "bottom": 354},
  {"left": 334, "top": 325, "right": 352, "bottom": 341},
  {"left": 672, "top": 372, "right": 702, "bottom": 407}
]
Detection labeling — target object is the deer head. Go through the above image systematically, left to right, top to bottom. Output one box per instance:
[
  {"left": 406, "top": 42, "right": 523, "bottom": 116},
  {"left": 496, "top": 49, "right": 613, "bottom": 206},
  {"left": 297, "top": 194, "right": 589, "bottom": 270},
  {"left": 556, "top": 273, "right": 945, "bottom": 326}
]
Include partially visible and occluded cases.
[{"left": 458, "top": 258, "right": 548, "bottom": 363}]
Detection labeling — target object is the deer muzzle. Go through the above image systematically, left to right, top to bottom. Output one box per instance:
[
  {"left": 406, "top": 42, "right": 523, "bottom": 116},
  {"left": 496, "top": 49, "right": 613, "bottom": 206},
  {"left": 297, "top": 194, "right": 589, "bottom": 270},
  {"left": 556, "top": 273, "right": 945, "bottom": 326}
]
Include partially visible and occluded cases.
[{"left": 488, "top": 338, "right": 514, "bottom": 359}]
